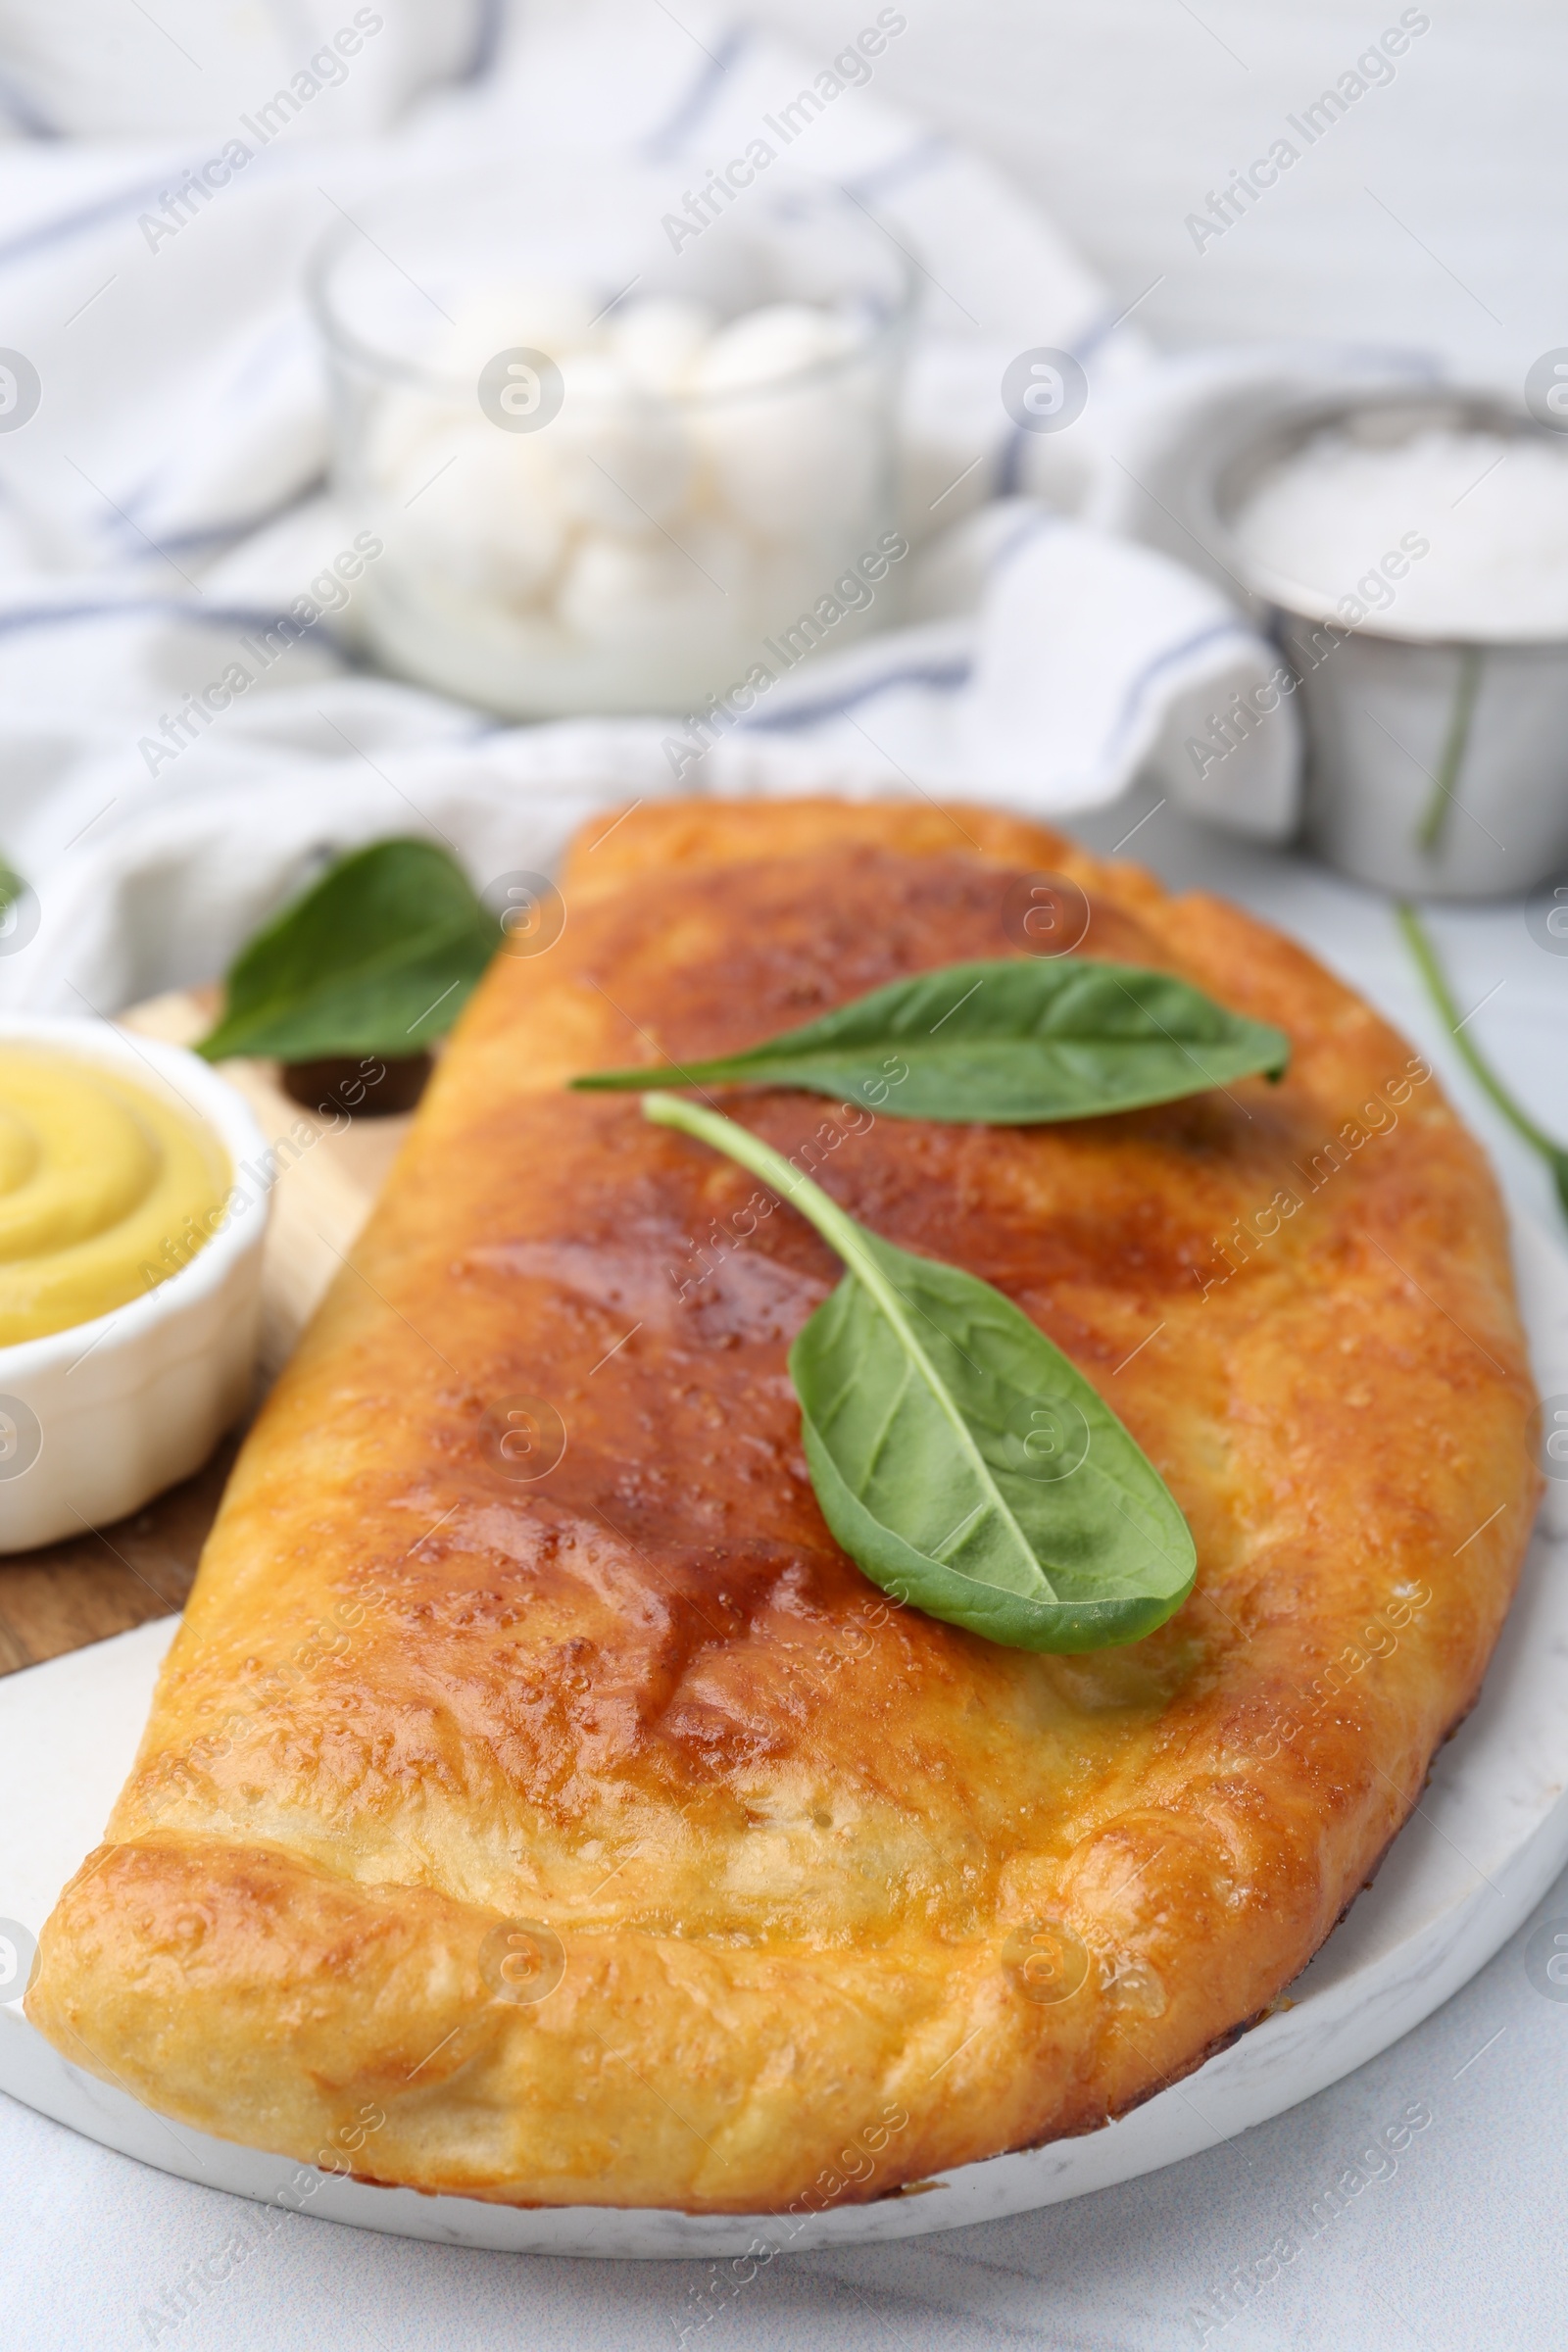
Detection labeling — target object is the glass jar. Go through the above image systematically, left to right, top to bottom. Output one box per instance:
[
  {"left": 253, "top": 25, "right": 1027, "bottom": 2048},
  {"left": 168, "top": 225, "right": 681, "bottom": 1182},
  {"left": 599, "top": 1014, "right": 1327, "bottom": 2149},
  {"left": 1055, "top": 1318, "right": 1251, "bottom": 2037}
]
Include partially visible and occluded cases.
[{"left": 309, "top": 165, "right": 915, "bottom": 719}]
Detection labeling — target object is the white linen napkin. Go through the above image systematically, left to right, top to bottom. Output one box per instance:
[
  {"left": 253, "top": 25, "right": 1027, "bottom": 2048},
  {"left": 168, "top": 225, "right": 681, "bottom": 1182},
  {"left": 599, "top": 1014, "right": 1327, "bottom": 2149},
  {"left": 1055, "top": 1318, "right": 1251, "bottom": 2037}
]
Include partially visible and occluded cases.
[{"left": 0, "top": 0, "right": 1434, "bottom": 1009}]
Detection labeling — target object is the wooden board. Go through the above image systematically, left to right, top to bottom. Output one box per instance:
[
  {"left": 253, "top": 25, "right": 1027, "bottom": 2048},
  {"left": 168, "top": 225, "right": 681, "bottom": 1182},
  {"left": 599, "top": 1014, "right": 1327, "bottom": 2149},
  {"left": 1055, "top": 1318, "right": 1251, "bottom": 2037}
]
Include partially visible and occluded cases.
[{"left": 0, "top": 994, "right": 409, "bottom": 1673}]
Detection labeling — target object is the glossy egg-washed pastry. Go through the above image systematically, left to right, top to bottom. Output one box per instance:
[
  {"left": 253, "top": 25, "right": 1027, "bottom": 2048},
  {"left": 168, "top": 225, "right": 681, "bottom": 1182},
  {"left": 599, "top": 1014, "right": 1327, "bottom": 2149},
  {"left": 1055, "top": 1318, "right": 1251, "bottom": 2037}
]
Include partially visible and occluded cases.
[{"left": 28, "top": 799, "right": 1538, "bottom": 2211}]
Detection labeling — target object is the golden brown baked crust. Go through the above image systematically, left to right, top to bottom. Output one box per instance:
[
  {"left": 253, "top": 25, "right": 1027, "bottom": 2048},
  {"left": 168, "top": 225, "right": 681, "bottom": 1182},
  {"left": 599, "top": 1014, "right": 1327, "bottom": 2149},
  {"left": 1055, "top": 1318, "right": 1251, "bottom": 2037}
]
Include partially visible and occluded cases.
[{"left": 28, "top": 798, "right": 1539, "bottom": 2212}]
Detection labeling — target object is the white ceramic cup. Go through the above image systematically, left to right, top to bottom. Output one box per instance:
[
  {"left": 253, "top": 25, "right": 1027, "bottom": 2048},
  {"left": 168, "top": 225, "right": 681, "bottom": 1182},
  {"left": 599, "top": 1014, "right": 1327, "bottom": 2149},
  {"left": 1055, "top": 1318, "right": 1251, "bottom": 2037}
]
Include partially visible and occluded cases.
[{"left": 0, "top": 1018, "right": 270, "bottom": 1552}]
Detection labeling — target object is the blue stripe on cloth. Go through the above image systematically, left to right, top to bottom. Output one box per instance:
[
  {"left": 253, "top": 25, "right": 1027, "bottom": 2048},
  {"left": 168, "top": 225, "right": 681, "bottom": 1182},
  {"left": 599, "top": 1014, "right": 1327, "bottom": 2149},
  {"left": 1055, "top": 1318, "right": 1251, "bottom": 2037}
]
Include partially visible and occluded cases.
[
  {"left": 461, "top": 0, "right": 507, "bottom": 81},
  {"left": 640, "top": 24, "right": 751, "bottom": 160},
  {"left": 0, "top": 69, "right": 60, "bottom": 140},
  {"left": 0, "top": 124, "right": 310, "bottom": 278},
  {"left": 841, "top": 137, "right": 949, "bottom": 204},
  {"left": 0, "top": 171, "right": 191, "bottom": 275},
  {"left": 1073, "top": 299, "right": 1129, "bottom": 368},
  {"left": 994, "top": 305, "right": 1130, "bottom": 497},
  {"left": 995, "top": 421, "right": 1029, "bottom": 498},
  {"left": 112, "top": 481, "right": 324, "bottom": 558},
  {"left": 150, "top": 500, "right": 327, "bottom": 556},
  {"left": 988, "top": 508, "right": 1057, "bottom": 573},
  {"left": 0, "top": 598, "right": 353, "bottom": 644},
  {"left": 742, "top": 615, "right": 1254, "bottom": 780},
  {"left": 1093, "top": 618, "right": 1254, "bottom": 776},
  {"left": 738, "top": 656, "right": 972, "bottom": 732}
]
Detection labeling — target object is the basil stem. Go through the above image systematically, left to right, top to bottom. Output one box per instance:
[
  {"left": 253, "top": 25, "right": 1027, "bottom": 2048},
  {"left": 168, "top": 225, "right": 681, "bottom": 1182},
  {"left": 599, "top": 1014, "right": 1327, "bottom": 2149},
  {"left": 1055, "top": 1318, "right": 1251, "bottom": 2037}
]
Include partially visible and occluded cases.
[
  {"left": 1415, "top": 646, "right": 1484, "bottom": 857},
  {"left": 1397, "top": 904, "right": 1568, "bottom": 1220},
  {"left": 643, "top": 1091, "right": 1197, "bottom": 1653}
]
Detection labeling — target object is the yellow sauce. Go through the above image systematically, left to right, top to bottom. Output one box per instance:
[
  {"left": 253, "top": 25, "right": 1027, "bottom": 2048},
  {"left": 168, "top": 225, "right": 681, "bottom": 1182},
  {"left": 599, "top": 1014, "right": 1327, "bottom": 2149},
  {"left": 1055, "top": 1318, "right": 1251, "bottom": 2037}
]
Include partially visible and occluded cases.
[{"left": 0, "top": 1048, "right": 230, "bottom": 1344}]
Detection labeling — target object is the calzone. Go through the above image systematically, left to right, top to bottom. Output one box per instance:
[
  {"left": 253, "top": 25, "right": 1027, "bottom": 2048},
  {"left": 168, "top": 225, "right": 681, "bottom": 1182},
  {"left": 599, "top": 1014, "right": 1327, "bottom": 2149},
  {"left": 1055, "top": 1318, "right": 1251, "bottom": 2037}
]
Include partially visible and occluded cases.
[{"left": 28, "top": 798, "right": 1539, "bottom": 2212}]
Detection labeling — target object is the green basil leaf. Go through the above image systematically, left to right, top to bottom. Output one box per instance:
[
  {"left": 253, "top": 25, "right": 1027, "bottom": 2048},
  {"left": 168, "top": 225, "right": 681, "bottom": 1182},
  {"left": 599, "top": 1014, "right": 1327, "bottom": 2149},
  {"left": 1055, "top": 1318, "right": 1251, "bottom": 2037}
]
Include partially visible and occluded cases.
[
  {"left": 196, "top": 839, "right": 496, "bottom": 1062},
  {"left": 0, "top": 857, "right": 34, "bottom": 955},
  {"left": 574, "top": 956, "right": 1288, "bottom": 1122},
  {"left": 643, "top": 1092, "right": 1195, "bottom": 1652}
]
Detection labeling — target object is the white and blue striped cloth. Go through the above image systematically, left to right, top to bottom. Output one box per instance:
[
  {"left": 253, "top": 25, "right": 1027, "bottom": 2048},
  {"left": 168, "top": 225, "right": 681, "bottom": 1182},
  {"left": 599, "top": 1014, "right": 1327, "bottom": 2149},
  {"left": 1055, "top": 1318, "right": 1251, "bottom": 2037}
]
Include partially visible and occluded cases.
[{"left": 0, "top": 0, "right": 1419, "bottom": 1013}]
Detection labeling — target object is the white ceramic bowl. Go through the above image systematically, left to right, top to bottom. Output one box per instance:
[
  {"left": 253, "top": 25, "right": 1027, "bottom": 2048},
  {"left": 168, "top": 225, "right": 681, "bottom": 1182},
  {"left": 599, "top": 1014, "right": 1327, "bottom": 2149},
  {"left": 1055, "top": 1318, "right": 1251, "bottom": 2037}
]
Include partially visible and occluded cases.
[{"left": 0, "top": 1017, "right": 270, "bottom": 1551}]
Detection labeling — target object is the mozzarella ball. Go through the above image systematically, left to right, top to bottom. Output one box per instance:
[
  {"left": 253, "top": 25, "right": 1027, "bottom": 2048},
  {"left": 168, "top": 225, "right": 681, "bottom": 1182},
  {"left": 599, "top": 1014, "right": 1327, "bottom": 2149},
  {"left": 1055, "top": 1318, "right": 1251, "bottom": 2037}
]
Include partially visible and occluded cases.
[
  {"left": 426, "top": 283, "right": 599, "bottom": 379},
  {"left": 607, "top": 298, "right": 716, "bottom": 394},
  {"left": 692, "top": 303, "right": 859, "bottom": 395},
  {"left": 690, "top": 306, "right": 880, "bottom": 537},
  {"left": 550, "top": 352, "right": 692, "bottom": 533},
  {"left": 363, "top": 384, "right": 471, "bottom": 488},
  {"left": 391, "top": 419, "right": 567, "bottom": 604},
  {"left": 556, "top": 521, "right": 751, "bottom": 647}
]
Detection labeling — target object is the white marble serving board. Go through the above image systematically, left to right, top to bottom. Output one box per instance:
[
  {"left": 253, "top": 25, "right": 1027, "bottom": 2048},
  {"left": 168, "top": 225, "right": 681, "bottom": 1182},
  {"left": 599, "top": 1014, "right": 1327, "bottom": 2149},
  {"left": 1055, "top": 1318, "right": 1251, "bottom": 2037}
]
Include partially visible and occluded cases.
[{"left": 2, "top": 1213, "right": 1565, "bottom": 2261}]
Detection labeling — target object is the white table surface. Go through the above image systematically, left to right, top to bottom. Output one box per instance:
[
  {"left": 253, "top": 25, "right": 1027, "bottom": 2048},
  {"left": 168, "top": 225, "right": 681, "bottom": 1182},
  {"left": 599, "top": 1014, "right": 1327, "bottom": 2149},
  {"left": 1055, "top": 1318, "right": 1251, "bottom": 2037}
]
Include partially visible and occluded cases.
[
  {"left": 745, "top": 0, "right": 1568, "bottom": 381},
  {"left": 2, "top": 785, "right": 1565, "bottom": 2352}
]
